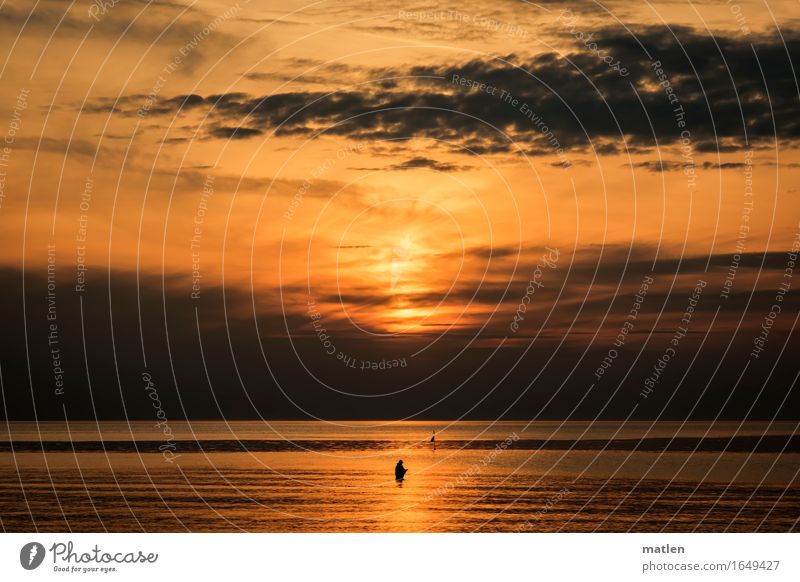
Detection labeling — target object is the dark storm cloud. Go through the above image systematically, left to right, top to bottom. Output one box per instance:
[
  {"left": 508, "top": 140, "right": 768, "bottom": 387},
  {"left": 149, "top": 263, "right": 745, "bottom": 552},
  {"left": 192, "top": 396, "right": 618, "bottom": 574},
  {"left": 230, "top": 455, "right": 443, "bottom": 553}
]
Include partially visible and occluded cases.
[
  {"left": 92, "top": 26, "right": 800, "bottom": 157},
  {"left": 209, "top": 125, "right": 264, "bottom": 139},
  {"left": 389, "top": 157, "right": 470, "bottom": 171},
  {"left": 551, "top": 159, "right": 593, "bottom": 168},
  {"left": 626, "top": 160, "right": 686, "bottom": 172},
  {"left": 702, "top": 161, "right": 747, "bottom": 169}
]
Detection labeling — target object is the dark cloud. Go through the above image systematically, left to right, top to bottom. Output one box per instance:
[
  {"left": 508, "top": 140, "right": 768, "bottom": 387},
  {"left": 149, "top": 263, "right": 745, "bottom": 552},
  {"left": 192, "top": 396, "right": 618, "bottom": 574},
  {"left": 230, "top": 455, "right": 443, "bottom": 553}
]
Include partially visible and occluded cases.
[
  {"left": 89, "top": 26, "right": 800, "bottom": 158},
  {"left": 350, "top": 156, "right": 470, "bottom": 172},
  {"left": 701, "top": 161, "right": 747, "bottom": 169}
]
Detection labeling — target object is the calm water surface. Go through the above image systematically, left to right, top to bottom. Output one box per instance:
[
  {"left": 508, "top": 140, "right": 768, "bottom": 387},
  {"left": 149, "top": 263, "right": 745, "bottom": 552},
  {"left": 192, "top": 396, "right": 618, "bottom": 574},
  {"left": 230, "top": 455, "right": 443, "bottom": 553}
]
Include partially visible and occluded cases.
[{"left": 1, "top": 421, "right": 797, "bottom": 532}]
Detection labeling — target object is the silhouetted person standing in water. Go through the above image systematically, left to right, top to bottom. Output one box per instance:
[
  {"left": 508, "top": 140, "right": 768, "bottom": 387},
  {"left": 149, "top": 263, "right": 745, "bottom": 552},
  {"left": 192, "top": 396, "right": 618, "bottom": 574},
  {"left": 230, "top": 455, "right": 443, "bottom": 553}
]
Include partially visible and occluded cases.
[
  {"left": 431, "top": 430, "right": 436, "bottom": 451},
  {"left": 395, "top": 459, "right": 408, "bottom": 481}
]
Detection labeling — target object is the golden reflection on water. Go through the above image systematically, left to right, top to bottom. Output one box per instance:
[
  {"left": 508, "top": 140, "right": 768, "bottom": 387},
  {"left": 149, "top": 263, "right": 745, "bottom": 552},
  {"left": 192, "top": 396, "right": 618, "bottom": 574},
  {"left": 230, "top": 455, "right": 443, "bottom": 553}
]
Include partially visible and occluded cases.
[{"left": 0, "top": 424, "right": 798, "bottom": 532}]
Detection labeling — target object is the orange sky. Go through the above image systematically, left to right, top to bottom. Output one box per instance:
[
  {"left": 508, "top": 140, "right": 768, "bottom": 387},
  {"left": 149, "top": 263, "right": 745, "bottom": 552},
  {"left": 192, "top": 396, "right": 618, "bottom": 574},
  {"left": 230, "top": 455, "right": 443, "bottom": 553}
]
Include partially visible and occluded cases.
[{"left": 1, "top": 0, "right": 798, "bottom": 341}]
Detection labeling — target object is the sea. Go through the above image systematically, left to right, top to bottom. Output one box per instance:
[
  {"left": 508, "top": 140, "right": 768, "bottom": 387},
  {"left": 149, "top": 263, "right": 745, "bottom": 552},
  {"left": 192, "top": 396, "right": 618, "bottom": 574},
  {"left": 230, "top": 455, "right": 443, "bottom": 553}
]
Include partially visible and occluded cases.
[{"left": 0, "top": 420, "right": 797, "bottom": 532}]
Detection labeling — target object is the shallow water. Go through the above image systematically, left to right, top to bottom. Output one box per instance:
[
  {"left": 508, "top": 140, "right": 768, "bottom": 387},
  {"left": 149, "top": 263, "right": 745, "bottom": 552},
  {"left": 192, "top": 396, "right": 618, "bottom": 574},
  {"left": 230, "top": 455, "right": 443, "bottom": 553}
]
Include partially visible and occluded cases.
[{"left": 0, "top": 421, "right": 797, "bottom": 532}]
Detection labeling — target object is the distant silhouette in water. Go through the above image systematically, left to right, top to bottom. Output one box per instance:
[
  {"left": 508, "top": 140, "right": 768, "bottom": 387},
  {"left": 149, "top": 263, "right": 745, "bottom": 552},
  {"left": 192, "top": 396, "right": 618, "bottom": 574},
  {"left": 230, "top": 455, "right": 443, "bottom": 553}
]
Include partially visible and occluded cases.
[
  {"left": 431, "top": 430, "right": 436, "bottom": 451},
  {"left": 395, "top": 459, "right": 408, "bottom": 481}
]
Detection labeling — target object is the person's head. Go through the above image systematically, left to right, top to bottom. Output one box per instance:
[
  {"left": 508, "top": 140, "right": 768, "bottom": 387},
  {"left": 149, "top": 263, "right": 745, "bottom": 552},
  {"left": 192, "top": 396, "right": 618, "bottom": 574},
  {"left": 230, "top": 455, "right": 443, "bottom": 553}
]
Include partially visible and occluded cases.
[{"left": 397, "top": 459, "right": 403, "bottom": 465}]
